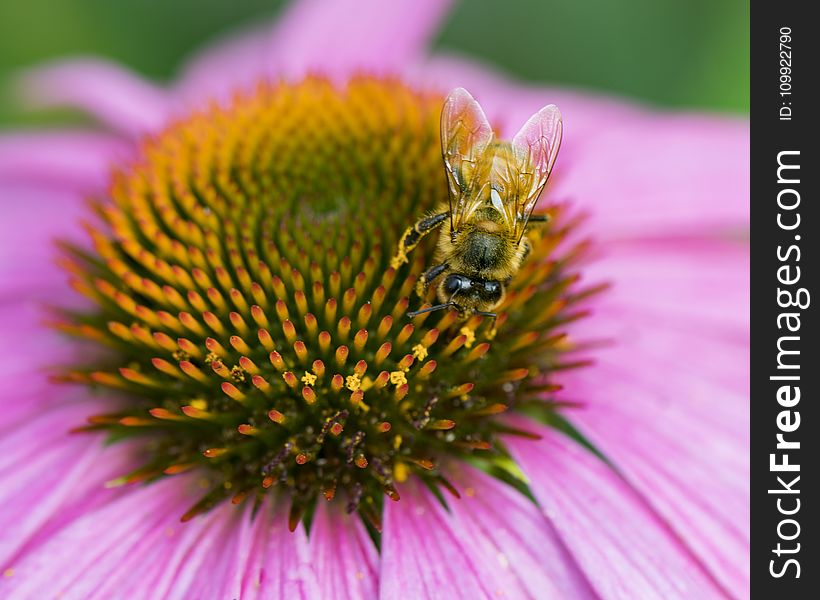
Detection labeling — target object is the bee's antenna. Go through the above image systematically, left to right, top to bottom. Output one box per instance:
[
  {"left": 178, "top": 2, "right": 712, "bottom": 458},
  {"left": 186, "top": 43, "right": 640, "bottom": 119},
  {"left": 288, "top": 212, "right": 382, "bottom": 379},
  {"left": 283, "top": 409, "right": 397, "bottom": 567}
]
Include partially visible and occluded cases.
[{"left": 407, "top": 303, "right": 455, "bottom": 318}]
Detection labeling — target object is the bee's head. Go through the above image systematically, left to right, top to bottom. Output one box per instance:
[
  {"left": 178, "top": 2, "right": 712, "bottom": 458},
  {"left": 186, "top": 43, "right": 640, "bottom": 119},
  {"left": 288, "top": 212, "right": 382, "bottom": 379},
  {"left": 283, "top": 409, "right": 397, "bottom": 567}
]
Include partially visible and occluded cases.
[{"left": 442, "top": 274, "right": 503, "bottom": 312}]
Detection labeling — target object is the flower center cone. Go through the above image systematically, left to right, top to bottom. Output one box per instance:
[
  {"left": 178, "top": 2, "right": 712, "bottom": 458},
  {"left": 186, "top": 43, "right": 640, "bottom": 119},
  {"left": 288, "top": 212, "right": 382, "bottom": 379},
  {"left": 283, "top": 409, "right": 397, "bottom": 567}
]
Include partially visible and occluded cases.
[{"left": 56, "top": 77, "right": 592, "bottom": 532}]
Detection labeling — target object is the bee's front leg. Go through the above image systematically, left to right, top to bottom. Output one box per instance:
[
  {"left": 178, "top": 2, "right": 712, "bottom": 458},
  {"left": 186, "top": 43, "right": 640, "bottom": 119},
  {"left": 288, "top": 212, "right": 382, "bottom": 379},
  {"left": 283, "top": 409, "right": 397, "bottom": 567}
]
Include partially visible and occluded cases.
[
  {"left": 390, "top": 211, "right": 449, "bottom": 269},
  {"left": 415, "top": 263, "right": 448, "bottom": 298}
]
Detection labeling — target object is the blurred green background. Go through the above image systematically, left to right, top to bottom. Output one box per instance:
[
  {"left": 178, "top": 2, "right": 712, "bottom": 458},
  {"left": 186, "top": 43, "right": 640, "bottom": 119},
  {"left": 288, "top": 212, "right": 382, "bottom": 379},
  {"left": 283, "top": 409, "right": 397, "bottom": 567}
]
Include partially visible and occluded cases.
[{"left": 0, "top": 0, "right": 749, "bottom": 126}]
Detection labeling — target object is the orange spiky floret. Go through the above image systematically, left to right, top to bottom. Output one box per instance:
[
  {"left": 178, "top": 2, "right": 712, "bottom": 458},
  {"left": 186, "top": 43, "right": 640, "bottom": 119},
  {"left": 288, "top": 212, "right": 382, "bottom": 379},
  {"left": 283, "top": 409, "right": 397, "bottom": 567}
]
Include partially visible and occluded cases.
[{"left": 56, "top": 77, "right": 597, "bottom": 526}]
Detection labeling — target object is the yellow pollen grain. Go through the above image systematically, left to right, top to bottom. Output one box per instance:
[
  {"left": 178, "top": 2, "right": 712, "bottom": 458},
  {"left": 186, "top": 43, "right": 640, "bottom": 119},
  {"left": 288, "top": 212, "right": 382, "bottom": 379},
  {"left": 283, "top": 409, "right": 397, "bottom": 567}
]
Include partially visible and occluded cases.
[
  {"left": 390, "top": 251, "right": 408, "bottom": 269},
  {"left": 459, "top": 326, "right": 476, "bottom": 348},
  {"left": 411, "top": 344, "right": 428, "bottom": 360},
  {"left": 172, "top": 350, "right": 189, "bottom": 362},
  {"left": 204, "top": 352, "right": 219, "bottom": 364},
  {"left": 230, "top": 366, "right": 246, "bottom": 383},
  {"left": 301, "top": 371, "right": 317, "bottom": 386},
  {"left": 389, "top": 371, "right": 407, "bottom": 386},
  {"left": 345, "top": 374, "right": 361, "bottom": 391},
  {"left": 189, "top": 399, "right": 208, "bottom": 410},
  {"left": 393, "top": 435, "right": 402, "bottom": 450},
  {"left": 393, "top": 461, "right": 408, "bottom": 483},
  {"left": 3, "top": 568, "right": 14, "bottom": 578}
]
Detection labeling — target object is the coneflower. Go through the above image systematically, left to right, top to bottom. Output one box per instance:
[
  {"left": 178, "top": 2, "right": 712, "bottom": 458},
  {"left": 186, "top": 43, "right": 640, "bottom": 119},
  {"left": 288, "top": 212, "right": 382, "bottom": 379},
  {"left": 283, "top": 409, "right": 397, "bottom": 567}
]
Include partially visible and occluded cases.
[{"left": 58, "top": 78, "right": 592, "bottom": 530}]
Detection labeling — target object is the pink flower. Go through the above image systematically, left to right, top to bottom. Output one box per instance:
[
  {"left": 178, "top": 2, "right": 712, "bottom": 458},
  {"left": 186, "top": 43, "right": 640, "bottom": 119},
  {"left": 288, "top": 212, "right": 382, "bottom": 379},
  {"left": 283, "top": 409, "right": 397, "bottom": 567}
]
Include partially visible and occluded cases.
[{"left": 0, "top": 0, "right": 748, "bottom": 598}]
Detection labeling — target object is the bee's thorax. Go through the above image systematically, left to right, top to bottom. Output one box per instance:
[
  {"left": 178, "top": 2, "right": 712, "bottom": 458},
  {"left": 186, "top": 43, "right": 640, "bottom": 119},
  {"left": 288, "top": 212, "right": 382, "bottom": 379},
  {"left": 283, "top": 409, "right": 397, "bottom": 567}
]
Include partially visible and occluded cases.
[{"left": 461, "top": 230, "right": 502, "bottom": 270}]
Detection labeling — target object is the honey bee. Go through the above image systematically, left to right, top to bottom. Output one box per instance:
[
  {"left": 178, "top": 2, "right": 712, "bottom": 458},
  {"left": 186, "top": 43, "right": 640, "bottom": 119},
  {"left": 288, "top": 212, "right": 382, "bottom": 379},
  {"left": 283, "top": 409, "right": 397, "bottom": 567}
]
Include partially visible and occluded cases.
[{"left": 393, "top": 88, "right": 563, "bottom": 318}]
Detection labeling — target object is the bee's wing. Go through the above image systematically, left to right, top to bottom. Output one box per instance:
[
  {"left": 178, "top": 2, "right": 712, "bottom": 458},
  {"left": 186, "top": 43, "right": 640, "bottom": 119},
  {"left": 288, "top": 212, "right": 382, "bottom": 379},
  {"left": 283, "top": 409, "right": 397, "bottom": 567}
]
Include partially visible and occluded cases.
[
  {"left": 440, "top": 88, "right": 494, "bottom": 232},
  {"left": 508, "top": 104, "right": 563, "bottom": 240}
]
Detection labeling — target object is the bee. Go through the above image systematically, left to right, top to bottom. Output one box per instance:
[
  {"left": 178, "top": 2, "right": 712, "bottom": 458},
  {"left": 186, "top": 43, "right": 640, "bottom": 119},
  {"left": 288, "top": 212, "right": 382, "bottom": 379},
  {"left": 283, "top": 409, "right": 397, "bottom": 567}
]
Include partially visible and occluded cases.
[{"left": 392, "top": 88, "right": 563, "bottom": 318}]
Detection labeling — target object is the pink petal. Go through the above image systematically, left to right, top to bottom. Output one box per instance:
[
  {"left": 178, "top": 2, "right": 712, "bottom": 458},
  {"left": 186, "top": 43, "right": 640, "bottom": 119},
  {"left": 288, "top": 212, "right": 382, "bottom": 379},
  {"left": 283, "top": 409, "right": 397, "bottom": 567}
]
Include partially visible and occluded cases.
[
  {"left": 176, "top": 0, "right": 454, "bottom": 103},
  {"left": 268, "top": 0, "right": 455, "bottom": 78},
  {"left": 172, "top": 19, "right": 280, "bottom": 105},
  {"left": 408, "top": 54, "right": 749, "bottom": 240},
  {"left": 17, "top": 58, "right": 172, "bottom": 138},
  {"left": 0, "top": 131, "right": 130, "bottom": 192},
  {"left": 0, "top": 135, "right": 127, "bottom": 303},
  {"left": 0, "top": 185, "right": 95, "bottom": 302},
  {"left": 0, "top": 185, "right": 100, "bottom": 427},
  {"left": 573, "top": 238, "right": 749, "bottom": 339},
  {"left": 551, "top": 239, "right": 749, "bottom": 594},
  {"left": 0, "top": 301, "right": 111, "bottom": 438},
  {"left": 0, "top": 305, "right": 103, "bottom": 455},
  {"left": 0, "top": 367, "right": 94, "bottom": 435},
  {"left": 0, "top": 402, "right": 135, "bottom": 569},
  {"left": 507, "top": 429, "right": 730, "bottom": 598},
  {"left": 445, "top": 467, "right": 598, "bottom": 599},
  {"left": 2, "top": 472, "right": 322, "bottom": 599},
  {"left": 381, "top": 473, "right": 596, "bottom": 599},
  {"left": 2, "top": 476, "right": 193, "bottom": 598},
  {"left": 380, "top": 480, "right": 490, "bottom": 598},
  {"left": 130, "top": 499, "right": 250, "bottom": 598},
  {"left": 154, "top": 501, "right": 321, "bottom": 600},
  {"left": 310, "top": 501, "right": 379, "bottom": 600},
  {"left": 239, "top": 502, "right": 321, "bottom": 599},
  {"left": 160, "top": 503, "right": 253, "bottom": 600}
]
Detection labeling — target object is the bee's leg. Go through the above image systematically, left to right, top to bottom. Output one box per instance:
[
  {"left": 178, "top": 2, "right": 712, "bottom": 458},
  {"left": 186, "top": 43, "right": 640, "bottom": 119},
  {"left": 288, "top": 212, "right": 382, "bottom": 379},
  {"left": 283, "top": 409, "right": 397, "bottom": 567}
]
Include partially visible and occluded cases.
[
  {"left": 391, "top": 211, "right": 449, "bottom": 268},
  {"left": 518, "top": 214, "right": 549, "bottom": 261},
  {"left": 519, "top": 235, "right": 533, "bottom": 262},
  {"left": 415, "top": 263, "right": 448, "bottom": 298},
  {"left": 408, "top": 302, "right": 456, "bottom": 318}
]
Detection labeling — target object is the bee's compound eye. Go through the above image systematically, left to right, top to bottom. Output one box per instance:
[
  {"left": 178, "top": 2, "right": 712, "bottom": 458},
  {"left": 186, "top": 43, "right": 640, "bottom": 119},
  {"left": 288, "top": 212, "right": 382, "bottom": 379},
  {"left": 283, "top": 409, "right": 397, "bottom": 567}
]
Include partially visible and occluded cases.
[
  {"left": 443, "top": 274, "right": 470, "bottom": 296},
  {"left": 483, "top": 280, "right": 502, "bottom": 303}
]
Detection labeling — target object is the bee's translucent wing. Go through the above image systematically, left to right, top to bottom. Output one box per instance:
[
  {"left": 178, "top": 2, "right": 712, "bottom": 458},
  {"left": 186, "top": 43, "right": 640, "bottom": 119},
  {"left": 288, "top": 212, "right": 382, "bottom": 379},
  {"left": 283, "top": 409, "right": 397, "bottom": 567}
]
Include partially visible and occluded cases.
[
  {"left": 440, "top": 88, "right": 494, "bottom": 232},
  {"left": 509, "top": 104, "right": 562, "bottom": 240}
]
